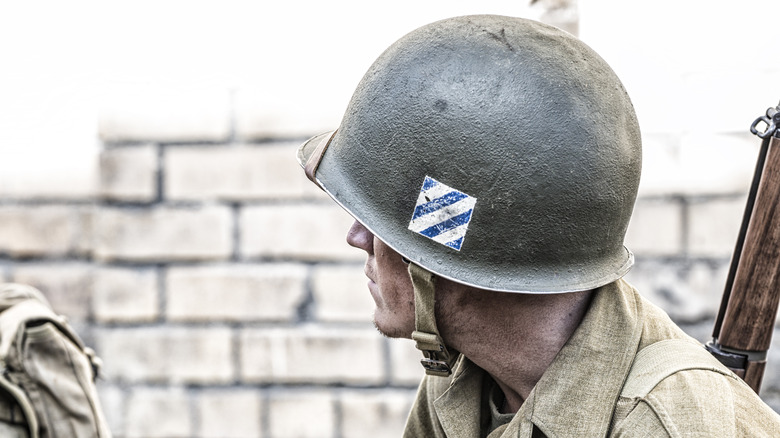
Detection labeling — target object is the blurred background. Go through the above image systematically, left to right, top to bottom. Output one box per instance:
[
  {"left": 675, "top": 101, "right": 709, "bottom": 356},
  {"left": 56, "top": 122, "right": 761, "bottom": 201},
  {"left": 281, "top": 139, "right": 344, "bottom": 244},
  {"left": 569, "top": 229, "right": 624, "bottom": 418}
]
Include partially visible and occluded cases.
[{"left": 1, "top": 0, "right": 780, "bottom": 436}]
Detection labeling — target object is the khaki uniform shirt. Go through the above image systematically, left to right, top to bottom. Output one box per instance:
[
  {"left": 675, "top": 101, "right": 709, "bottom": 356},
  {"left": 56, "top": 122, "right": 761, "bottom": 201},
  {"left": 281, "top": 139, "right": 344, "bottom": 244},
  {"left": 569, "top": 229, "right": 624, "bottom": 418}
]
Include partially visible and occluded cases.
[{"left": 403, "top": 279, "right": 780, "bottom": 437}]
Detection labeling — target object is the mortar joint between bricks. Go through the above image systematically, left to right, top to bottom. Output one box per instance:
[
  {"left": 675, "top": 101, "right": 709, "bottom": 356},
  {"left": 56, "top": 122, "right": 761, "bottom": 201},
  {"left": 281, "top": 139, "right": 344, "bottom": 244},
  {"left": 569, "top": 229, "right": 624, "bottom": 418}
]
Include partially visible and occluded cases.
[
  {"left": 228, "top": 88, "right": 237, "bottom": 144},
  {"left": 155, "top": 144, "right": 165, "bottom": 203},
  {"left": 678, "top": 195, "right": 690, "bottom": 258},
  {"left": 231, "top": 202, "right": 241, "bottom": 262},
  {"left": 156, "top": 264, "right": 167, "bottom": 324},
  {"left": 297, "top": 269, "right": 316, "bottom": 323},
  {"left": 231, "top": 329, "right": 243, "bottom": 386},
  {"left": 382, "top": 338, "right": 393, "bottom": 386},
  {"left": 188, "top": 388, "right": 200, "bottom": 437},
  {"left": 333, "top": 394, "right": 344, "bottom": 438}
]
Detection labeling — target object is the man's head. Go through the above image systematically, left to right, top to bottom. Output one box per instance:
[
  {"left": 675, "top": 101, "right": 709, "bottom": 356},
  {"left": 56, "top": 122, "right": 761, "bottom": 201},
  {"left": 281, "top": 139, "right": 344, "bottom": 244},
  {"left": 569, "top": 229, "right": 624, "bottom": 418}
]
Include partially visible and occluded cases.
[
  {"left": 299, "top": 15, "right": 641, "bottom": 374},
  {"left": 299, "top": 15, "right": 641, "bottom": 294}
]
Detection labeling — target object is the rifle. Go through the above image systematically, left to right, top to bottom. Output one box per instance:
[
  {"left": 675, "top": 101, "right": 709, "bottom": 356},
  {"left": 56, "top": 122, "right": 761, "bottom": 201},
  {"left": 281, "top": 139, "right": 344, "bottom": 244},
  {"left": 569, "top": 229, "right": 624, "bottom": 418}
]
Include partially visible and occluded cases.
[{"left": 706, "top": 101, "right": 780, "bottom": 393}]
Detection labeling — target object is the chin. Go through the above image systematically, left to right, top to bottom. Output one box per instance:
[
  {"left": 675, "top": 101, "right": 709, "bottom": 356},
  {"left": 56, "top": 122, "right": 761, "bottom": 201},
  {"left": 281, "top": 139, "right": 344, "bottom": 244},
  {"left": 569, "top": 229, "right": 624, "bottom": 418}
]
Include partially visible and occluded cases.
[{"left": 372, "top": 312, "right": 413, "bottom": 339}]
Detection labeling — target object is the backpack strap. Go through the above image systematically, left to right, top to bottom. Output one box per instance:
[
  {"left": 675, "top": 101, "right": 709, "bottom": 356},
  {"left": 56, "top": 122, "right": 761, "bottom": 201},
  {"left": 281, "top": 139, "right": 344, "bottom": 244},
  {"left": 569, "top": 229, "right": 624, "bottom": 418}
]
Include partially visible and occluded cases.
[
  {"left": 621, "top": 339, "right": 734, "bottom": 399},
  {"left": 0, "top": 374, "right": 38, "bottom": 438}
]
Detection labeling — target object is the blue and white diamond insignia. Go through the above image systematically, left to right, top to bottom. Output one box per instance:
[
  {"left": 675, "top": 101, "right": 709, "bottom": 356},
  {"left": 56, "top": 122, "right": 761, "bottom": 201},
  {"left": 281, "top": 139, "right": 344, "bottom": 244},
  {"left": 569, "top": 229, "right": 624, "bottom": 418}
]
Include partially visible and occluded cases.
[{"left": 408, "top": 176, "right": 477, "bottom": 251}]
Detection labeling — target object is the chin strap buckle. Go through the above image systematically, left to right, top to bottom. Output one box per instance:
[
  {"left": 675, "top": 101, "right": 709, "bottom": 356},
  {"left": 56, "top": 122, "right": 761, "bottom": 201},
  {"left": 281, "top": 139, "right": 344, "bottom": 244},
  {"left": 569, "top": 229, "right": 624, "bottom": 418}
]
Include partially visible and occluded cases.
[
  {"left": 412, "top": 330, "right": 452, "bottom": 377},
  {"left": 420, "top": 358, "right": 452, "bottom": 376}
]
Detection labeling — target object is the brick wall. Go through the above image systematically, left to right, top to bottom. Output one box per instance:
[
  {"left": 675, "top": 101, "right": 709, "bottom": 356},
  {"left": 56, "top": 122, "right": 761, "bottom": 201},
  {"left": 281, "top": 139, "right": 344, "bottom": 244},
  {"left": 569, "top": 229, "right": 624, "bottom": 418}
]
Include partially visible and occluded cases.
[
  {"left": 2, "top": 2, "right": 780, "bottom": 437},
  {"left": 0, "top": 126, "right": 426, "bottom": 436},
  {"left": 98, "top": 141, "right": 423, "bottom": 436}
]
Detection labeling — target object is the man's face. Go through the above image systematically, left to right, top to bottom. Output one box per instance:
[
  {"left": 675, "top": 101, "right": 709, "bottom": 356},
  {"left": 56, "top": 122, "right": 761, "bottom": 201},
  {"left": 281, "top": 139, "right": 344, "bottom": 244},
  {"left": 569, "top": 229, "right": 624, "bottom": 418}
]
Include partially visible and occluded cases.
[{"left": 346, "top": 220, "right": 415, "bottom": 339}]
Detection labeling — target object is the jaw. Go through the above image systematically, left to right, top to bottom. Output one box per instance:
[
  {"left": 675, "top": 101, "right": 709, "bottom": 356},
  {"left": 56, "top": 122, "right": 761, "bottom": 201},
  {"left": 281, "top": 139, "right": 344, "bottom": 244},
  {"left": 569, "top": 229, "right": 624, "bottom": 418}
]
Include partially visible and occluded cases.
[{"left": 371, "top": 302, "right": 415, "bottom": 339}]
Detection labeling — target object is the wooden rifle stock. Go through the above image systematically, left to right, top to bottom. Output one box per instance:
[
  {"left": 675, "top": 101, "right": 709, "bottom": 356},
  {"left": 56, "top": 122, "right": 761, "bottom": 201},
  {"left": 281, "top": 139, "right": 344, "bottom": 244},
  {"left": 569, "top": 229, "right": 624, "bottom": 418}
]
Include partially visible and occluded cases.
[{"left": 707, "top": 102, "right": 780, "bottom": 393}]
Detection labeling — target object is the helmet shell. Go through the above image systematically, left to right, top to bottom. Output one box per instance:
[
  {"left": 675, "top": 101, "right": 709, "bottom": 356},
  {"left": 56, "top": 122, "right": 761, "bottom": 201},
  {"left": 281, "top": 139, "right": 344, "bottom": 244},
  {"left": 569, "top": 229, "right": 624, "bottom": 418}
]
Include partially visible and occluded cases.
[{"left": 299, "top": 15, "right": 641, "bottom": 293}]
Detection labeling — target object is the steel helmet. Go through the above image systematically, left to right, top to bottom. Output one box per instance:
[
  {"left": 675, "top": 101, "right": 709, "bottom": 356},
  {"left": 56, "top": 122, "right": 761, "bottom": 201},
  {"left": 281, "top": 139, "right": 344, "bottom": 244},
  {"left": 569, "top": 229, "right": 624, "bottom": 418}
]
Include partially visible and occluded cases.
[{"left": 298, "top": 15, "right": 641, "bottom": 294}]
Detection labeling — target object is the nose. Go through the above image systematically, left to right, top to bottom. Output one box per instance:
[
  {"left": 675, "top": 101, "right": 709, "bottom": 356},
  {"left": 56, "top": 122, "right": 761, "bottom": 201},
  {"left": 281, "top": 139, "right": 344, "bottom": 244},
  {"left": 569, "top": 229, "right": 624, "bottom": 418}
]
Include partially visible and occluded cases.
[{"left": 346, "top": 220, "right": 374, "bottom": 255}]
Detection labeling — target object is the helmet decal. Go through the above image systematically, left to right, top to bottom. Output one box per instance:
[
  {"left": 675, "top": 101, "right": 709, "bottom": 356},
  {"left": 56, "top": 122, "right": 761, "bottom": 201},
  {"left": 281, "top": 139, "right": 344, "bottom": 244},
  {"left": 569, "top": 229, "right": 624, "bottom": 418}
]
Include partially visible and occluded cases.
[{"left": 407, "top": 176, "right": 477, "bottom": 251}]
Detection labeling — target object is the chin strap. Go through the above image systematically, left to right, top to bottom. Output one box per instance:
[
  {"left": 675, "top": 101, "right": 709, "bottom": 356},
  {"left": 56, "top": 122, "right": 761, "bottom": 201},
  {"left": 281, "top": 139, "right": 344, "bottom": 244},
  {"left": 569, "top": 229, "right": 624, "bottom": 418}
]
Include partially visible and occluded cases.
[{"left": 408, "top": 262, "right": 456, "bottom": 377}]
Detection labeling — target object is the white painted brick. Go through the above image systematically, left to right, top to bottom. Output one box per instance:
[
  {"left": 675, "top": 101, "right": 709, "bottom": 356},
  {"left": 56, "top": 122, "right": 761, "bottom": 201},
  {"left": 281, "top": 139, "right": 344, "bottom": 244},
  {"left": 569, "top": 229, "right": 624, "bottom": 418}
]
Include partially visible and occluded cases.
[
  {"left": 531, "top": 0, "right": 578, "bottom": 36},
  {"left": 581, "top": 2, "right": 780, "bottom": 137},
  {"left": 683, "top": 70, "right": 780, "bottom": 135},
  {"left": 622, "top": 73, "right": 687, "bottom": 136},
  {"left": 99, "top": 86, "right": 230, "bottom": 143},
  {"left": 235, "top": 87, "right": 343, "bottom": 140},
  {"left": 639, "top": 133, "right": 758, "bottom": 197},
  {"left": 675, "top": 133, "right": 757, "bottom": 195},
  {"left": 636, "top": 134, "right": 682, "bottom": 197},
  {"left": 166, "top": 143, "right": 326, "bottom": 201},
  {"left": 100, "top": 144, "right": 158, "bottom": 201},
  {"left": 0, "top": 159, "right": 99, "bottom": 200},
  {"left": 688, "top": 197, "right": 745, "bottom": 257},
  {"left": 625, "top": 199, "right": 682, "bottom": 256},
  {"left": 241, "top": 204, "right": 360, "bottom": 261},
  {"left": 0, "top": 205, "right": 93, "bottom": 257},
  {"left": 94, "top": 206, "right": 232, "bottom": 261},
  {"left": 74, "top": 208, "right": 95, "bottom": 255},
  {"left": 624, "top": 260, "right": 724, "bottom": 323},
  {"left": 674, "top": 262, "right": 724, "bottom": 321},
  {"left": 689, "top": 262, "right": 729, "bottom": 314},
  {"left": 11, "top": 263, "right": 93, "bottom": 321},
  {"left": 167, "top": 263, "right": 306, "bottom": 322},
  {"left": 311, "top": 264, "right": 374, "bottom": 322},
  {"left": 93, "top": 266, "right": 158, "bottom": 322},
  {"left": 676, "top": 321, "right": 713, "bottom": 345},
  {"left": 95, "top": 327, "right": 234, "bottom": 384},
  {"left": 240, "top": 327, "right": 384, "bottom": 384},
  {"left": 763, "top": 329, "right": 780, "bottom": 391},
  {"left": 389, "top": 338, "right": 426, "bottom": 386},
  {"left": 96, "top": 382, "right": 125, "bottom": 437},
  {"left": 125, "top": 387, "right": 191, "bottom": 438},
  {"left": 197, "top": 389, "right": 261, "bottom": 438},
  {"left": 267, "top": 390, "right": 335, "bottom": 438},
  {"left": 341, "top": 390, "right": 416, "bottom": 438},
  {"left": 765, "top": 393, "right": 780, "bottom": 417}
]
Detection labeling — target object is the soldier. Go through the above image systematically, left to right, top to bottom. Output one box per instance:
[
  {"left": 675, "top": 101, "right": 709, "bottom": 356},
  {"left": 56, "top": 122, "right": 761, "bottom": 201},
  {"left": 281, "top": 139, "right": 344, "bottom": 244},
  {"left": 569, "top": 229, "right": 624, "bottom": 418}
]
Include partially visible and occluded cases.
[{"left": 297, "top": 15, "right": 780, "bottom": 436}]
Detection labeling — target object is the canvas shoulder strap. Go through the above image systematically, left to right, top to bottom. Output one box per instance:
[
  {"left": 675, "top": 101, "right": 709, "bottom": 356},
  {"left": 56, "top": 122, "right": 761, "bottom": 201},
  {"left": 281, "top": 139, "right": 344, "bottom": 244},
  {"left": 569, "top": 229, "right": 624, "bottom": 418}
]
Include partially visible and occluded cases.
[{"left": 621, "top": 339, "right": 733, "bottom": 399}]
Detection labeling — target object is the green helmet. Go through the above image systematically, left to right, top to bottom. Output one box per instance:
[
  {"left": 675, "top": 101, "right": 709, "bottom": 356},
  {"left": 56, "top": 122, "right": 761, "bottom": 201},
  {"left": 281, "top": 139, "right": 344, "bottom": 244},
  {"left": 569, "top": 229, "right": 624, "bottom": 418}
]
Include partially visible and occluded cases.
[{"left": 298, "top": 15, "right": 641, "bottom": 294}]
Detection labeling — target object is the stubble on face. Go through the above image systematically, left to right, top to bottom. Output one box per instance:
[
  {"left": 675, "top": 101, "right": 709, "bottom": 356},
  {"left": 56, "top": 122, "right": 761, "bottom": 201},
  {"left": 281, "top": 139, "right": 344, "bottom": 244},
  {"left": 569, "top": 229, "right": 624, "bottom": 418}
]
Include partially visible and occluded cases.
[
  {"left": 346, "top": 221, "right": 416, "bottom": 339},
  {"left": 369, "top": 239, "right": 416, "bottom": 339}
]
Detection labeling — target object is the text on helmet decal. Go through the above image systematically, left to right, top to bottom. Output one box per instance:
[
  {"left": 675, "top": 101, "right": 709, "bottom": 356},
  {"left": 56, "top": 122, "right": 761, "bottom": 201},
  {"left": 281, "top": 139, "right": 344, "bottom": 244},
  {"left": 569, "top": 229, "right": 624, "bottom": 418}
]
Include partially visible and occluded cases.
[{"left": 408, "top": 176, "right": 477, "bottom": 251}]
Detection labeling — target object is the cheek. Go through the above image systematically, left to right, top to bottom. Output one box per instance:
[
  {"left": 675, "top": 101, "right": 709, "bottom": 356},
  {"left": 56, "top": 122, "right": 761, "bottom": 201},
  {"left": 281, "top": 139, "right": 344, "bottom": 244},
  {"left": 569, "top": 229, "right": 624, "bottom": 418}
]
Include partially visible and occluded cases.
[{"left": 374, "top": 241, "right": 415, "bottom": 303}]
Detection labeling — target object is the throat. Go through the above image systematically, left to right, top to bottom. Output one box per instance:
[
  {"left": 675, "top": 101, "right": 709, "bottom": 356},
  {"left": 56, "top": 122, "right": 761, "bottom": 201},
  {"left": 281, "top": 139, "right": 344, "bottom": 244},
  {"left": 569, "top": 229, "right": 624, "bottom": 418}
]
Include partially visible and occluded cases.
[{"left": 492, "top": 376, "right": 524, "bottom": 414}]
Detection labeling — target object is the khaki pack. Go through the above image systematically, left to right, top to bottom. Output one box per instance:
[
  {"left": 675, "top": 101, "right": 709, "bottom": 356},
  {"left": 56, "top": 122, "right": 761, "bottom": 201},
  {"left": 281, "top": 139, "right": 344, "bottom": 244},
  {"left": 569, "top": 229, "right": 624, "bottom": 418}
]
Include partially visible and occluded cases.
[{"left": 0, "top": 283, "right": 111, "bottom": 438}]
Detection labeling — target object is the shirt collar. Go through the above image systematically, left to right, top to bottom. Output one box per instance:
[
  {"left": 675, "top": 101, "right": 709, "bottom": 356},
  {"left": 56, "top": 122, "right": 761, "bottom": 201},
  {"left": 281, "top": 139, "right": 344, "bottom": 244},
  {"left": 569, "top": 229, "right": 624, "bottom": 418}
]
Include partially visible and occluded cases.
[
  {"left": 522, "top": 279, "right": 644, "bottom": 437},
  {"left": 433, "top": 357, "right": 486, "bottom": 438}
]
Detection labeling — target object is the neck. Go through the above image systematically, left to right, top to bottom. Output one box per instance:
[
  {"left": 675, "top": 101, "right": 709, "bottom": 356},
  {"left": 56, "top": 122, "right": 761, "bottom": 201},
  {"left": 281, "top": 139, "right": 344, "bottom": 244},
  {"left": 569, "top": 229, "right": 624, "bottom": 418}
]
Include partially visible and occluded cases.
[{"left": 436, "top": 285, "right": 594, "bottom": 413}]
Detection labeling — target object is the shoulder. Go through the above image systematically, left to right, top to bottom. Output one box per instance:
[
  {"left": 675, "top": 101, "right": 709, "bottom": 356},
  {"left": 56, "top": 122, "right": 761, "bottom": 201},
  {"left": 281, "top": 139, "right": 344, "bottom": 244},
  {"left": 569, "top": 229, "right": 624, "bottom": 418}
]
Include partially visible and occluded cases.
[{"left": 612, "top": 367, "right": 780, "bottom": 437}]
